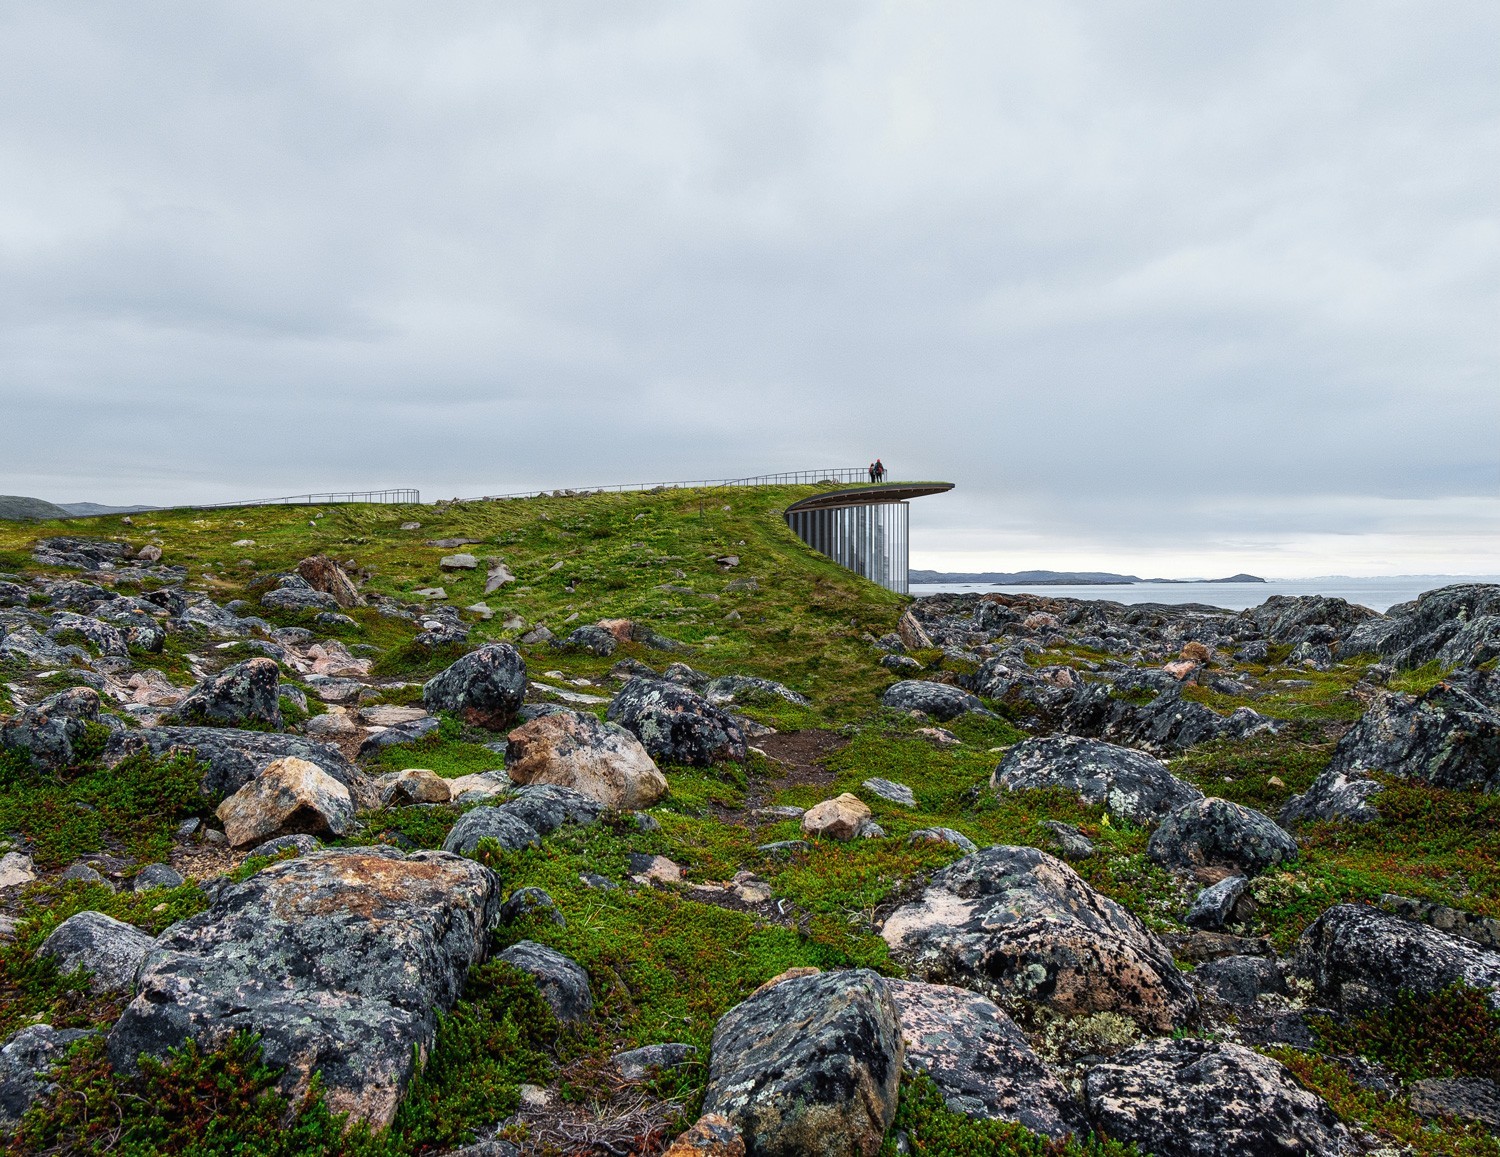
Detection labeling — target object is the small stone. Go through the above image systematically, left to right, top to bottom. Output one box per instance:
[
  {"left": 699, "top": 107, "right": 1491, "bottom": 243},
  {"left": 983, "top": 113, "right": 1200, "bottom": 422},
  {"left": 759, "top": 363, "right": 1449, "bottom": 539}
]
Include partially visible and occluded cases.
[
  {"left": 439, "top": 554, "right": 478, "bottom": 570},
  {"left": 915, "top": 727, "right": 961, "bottom": 746},
  {"left": 380, "top": 769, "right": 452, "bottom": 806},
  {"left": 801, "top": 793, "right": 873, "bottom": 840},
  {"left": 753, "top": 805, "right": 805, "bottom": 820},
  {"left": 1039, "top": 820, "right": 1095, "bottom": 859},
  {"left": 906, "top": 827, "right": 978, "bottom": 854},
  {"left": 248, "top": 834, "right": 323, "bottom": 858},
  {"left": 0, "top": 852, "right": 35, "bottom": 891},
  {"left": 629, "top": 854, "right": 683, "bottom": 884},
  {"left": 59, "top": 862, "right": 113, "bottom": 889},
  {"left": 132, "top": 864, "right": 185, "bottom": 891},
  {"left": 1185, "top": 875, "right": 1251, "bottom": 931},
  {"left": 499, "top": 886, "right": 565, "bottom": 927},
  {"left": 38, "top": 910, "right": 155, "bottom": 995},
  {"left": 497, "top": 940, "right": 593, "bottom": 1022},
  {"left": 613, "top": 1042, "right": 698, "bottom": 1081}
]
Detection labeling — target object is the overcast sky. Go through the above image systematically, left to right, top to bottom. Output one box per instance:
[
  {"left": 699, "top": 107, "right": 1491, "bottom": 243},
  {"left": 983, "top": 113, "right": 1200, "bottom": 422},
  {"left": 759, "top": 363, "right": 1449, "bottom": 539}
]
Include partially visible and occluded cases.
[{"left": 1, "top": 3, "right": 1496, "bottom": 577}]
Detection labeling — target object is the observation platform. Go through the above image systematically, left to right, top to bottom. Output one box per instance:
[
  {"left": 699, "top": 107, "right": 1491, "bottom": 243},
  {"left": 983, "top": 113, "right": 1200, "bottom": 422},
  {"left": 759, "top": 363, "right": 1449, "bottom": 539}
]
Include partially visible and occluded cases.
[{"left": 784, "top": 482, "right": 953, "bottom": 595}]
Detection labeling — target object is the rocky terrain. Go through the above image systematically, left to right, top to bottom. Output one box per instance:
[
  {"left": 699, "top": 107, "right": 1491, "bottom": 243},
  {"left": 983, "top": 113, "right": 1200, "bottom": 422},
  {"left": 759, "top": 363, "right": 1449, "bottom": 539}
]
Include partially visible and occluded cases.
[{"left": 1, "top": 489, "right": 1499, "bottom": 1156}]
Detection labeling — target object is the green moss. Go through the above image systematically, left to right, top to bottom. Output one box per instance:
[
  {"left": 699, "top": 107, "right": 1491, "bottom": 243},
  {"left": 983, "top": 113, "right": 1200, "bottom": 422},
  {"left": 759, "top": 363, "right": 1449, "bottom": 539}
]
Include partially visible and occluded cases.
[{"left": 1313, "top": 984, "right": 1500, "bottom": 1083}]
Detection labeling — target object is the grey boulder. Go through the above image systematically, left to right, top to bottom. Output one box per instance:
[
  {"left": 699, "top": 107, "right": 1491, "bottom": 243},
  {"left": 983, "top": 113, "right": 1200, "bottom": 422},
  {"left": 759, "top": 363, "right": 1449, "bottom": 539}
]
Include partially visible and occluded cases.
[
  {"left": 1343, "top": 583, "right": 1500, "bottom": 670},
  {"left": 422, "top": 643, "right": 528, "bottom": 730},
  {"left": 167, "top": 656, "right": 283, "bottom": 730},
  {"left": 704, "top": 675, "right": 809, "bottom": 707},
  {"left": 606, "top": 677, "right": 747, "bottom": 766},
  {"left": 880, "top": 680, "right": 986, "bottom": 722},
  {"left": 1320, "top": 682, "right": 1500, "bottom": 795},
  {"left": 0, "top": 686, "right": 102, "bottom": 770},
  {"left": 992, "top": 735, "right": 1202, "bottom": 825},
  {"left": 1279, "top": 768, "right": 1385, "bottom": 826},
  {"left": 1147, "top": 798, "right": 1298, "bottom": 876},
  {"left": 441, "top": 807, "right": 542, "bottom": 857},
  {"left": 882, "top": 845, "right": 1196, "bottom": 1032},
  {"left": 107, "top": 847, "right": 501, "bottom": 1127},
  {"left": 1184, "top": 875, "right": 1251, "bottom": 931},
  {"left": 38, "top": 910, "right": 154, "bottom": 995},
  {"left": 497, "top": 940, "right": 592, "bottom": 1022},
  {"left": 1192, "top": 955, "right": 1287, "bottom": 1006},
  {"left": 701, "top": 968, "right": 902, "bottom": 1157},
  {"left": 886, "top": 978, "right": 1083, "bottom": 1138},
  {"left": 1084, "top": 1037, "right": 1351, "bottom": 1157}
]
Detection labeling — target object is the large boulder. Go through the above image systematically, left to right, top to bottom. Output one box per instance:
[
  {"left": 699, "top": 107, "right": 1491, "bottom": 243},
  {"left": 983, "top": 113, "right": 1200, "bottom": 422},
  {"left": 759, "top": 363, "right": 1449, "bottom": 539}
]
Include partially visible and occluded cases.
[
  {"left": 295, "top": 556, "right": 365, "bottom": 609},
  {"left": 260, "top": 574, "right": 341, "bottom": 613},
  {"left": 1343, "top": 584, "right": 1500, "bottom": 669},
  {"left": 1248, "top": 594, "right": 1377, "bottom": 647},
  {"left": 422, "top": 644, "right": 528, "bottom": 730},
  {"left": 167, "top": 657, "right": 283, "bottom": 730},
  {"left": 704, "top": 675, "right": 809, "bottom": 707},
  {"left": 606, "top": 678, "right": 746, "bottom": 766},
  {"left": 880, "top": 680, "right": 986, "bottom": 721},
  {"left": 1320, "top": 682, "right": 1500, "bottom": 794},
  {"left": 1061, "top": 683, "right": 1276, "bottom": 756},
  {"left": 0, "top": 686, "right": 101, "bottom": 770},
  {"left": 505, "top": 711, "right": 667, "bottom": 811},
  {"left": 104, "top": 726, "right": 377, "bottom": 807},
  {"left": 992, "top": 736, "right": 1202, "bottom": 825},
  {"left": 214, "top": 756, "right": 355, "bottom": 847},
  {"left": 492, "top": 783, "right": 603, "bottom": 836},
  {"left": 1147, "top": 798, "right": 1298, "bottom": 876},
  {"left": 441, "top": 806, "right": 542, "bottom": 857},
  {"left": 882, "top": 846, "right": 1195, "bottom": 1032},
  {"left": 108, "top": 847, "right": 501, "bottom": 1127},
  {"left": 1296, "top": 904, "right": 1500, "bottom": 1014},
  {"left": 37, "top": 910, "right": 154, "bottom": 995},
  {"left": 496, "top": 941, "right": 593, "bottom": 1022},
  {"left": 701, "top": 969, "right": 902, "bottom": 1157},
  {"left": 885, "top": 979, "right": 1083, "bottom": 1138},
  {"left": 0, "top": 1024, "right": 95, "bottom": 1133},
  {"left": 1084, "top": 1037, "right": 1351, "bottom": 1157}
]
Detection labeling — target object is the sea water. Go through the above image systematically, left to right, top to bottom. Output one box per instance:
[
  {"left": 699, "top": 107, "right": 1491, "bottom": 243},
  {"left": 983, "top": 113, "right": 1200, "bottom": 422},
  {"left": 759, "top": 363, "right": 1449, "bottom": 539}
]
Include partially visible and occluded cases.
[{"left": 908, "top": 576, "right": 1500, "bottom": 615}]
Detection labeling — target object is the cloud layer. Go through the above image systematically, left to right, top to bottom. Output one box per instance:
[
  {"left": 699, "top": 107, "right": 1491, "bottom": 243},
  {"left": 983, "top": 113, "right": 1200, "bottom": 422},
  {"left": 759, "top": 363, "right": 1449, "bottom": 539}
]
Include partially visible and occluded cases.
[{"left": 1, "top": 2, "right": 1495, "bottom": 575}]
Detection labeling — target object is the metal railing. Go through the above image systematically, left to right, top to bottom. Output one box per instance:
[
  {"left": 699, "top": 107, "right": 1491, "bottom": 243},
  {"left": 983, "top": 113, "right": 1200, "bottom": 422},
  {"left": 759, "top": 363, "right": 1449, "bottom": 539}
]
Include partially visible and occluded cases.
[
  {"left": 466, "top": 468, "right": 871, "bottom": 502},
  {"left": 186, "top": 489, "right": 420, "bottom": 510}
]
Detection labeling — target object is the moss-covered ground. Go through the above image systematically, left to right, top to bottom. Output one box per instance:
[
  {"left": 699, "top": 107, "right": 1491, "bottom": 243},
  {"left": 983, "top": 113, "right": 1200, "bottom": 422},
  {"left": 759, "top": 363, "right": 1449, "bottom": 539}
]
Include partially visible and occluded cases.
[{"left": 1, "top": 490, "right": 1497, "bottom": 1153}]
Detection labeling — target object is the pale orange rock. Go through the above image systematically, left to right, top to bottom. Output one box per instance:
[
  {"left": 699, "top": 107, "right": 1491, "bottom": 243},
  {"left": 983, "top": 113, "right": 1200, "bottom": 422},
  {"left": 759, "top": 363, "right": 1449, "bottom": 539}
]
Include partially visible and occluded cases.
[
  {"left": 215, "top": 757, "right": 354, "bottom": 847},
  {"left": 801, "top": 793, "right": 872, "bottom": 840},
  {"left": 661, "top": 1114, "right": 746, "bottom": 1157}
]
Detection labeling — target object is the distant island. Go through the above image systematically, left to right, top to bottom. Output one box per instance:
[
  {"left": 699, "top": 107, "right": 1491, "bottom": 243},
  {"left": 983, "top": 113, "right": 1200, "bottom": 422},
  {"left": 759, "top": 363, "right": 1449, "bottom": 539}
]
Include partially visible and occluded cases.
[{"left": 908, "top": 569, "right": 1266, "bottom": 586}]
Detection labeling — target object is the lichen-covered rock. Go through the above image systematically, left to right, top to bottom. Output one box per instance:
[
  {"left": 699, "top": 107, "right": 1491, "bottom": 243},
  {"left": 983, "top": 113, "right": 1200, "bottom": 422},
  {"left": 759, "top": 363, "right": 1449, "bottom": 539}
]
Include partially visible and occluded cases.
[
  {"left": 295, "top": 555, "right": 365, "bottom": 608},
  {"left": 260, "top": 574, "right": 341, "bottom": 613},
  {"left": 1249, "top": 594, "right": 1377, "bottom": 646},
  {"left": 46, "top": 611, "right": 129, "bottom": 656},
  {"left": 558, "top": 624, "right": 617, "bottom": 656},
  {"left": 422, "top": 643, "right": 528, "bottom": 730},
  {"left": 167, "top": 657, "right": 283, "bottom": 730},
  {"left": 606, "top": 678, "right": 746, "bottom": 766},
  {"left": 880, "top": 680, "right": 986, "bottom": 721},
  {"left": 1059, "top": 682, "right": 1276, "bottom": 756},
  {"left": 1321, "top": 682, "right": 1500, "bottom": 794},
  {"left": 0, "top": 686, "right": 101, "bottom": 770},
  {"left": 505, "top": 711, "right": 667, "bottom": 811},
  {"left": 104, "top": 725, "right": 376, "bottom": 807},
  {"left": 992, "top": 736, "right": 1202, "bottom": 825},
  {"left": 214, "top": 757, "right": 355, "bottom": 848},
  {"left": 1278, "top": 768, "right": 1384, "bottom": 826},
  {"left": 861, "top": 778, "right": 915, "bottom": 808},
  {"left": 494, "top": 784, "right": 603, "bottom": 835},
  {"left": 802, "top": 794, "right": 873, "bottom": 841},
  {"left": 1147, "top": 798, "right": 1298, "bottom": 876},
  {"left": 441, "top": 806, "right": 542, "bottom": 857},
  {"left": 906, "top": 828, "right": 978, "bottom": 854},
  {"left": 881, "top": 845, "right": 1196, "bottom": 1032},
  {"left": 108, "top": 847, "right": 501, "bottom": 1127},
  {"left": 132, "top": 863, "right": 186, "bottom": 891},
  {"left": 1184, "top": 875, "right": 1251, "bottom": 931},
  {"left": 1296, "top": 903, "right": 1500, "bottom": 1013},
  {"left": 38, "top": 911, "right": 154, "bottom": 995},
  {"left": 496, "top": 940, "right": 592, "bottom": 1022},
  {"left": 1192, "top": 956, "right": 1287, "bottom": 1006},
  {"left": 701, "top": 969, "right": 902, "bottom": 1157},
  {"left": 885, "top": 979, "right": 1083, "bottom": 1138},
  {"left": 0, "top": 1024, "right": 95, "bottom": 1133},
  {"left": 1084, "top": 1038, "right": 1351, "bottom": 1157},
  {"left": 613, "top": 1041, "right": 697, "bottom": 1080},
  {"left": 1408, "top": 1077, "right": 1500, "bottom": 1130},
  {"left": 661, "top": 1114, "right": 745, "bottom": 1157}
]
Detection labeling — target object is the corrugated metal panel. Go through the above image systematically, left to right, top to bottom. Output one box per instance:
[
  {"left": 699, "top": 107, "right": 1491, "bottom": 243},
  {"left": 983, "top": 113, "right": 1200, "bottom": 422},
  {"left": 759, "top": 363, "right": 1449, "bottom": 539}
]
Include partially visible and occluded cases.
[{"left": 786, "top": 501, "right": 910, "bottom": 594}]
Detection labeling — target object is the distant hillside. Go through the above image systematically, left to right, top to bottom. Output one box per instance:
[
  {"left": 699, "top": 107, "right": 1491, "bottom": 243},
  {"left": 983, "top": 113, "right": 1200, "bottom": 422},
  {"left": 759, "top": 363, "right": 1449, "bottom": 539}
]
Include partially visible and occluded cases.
[
  {"left": 0, "top": 495, "right": 72, "bottom": 521},
  {"left": 57, "top": 501, "right": 157, "bottom": 516},
  {"left": 911, "top": 569, "right": 1266, "bottom": 586}
]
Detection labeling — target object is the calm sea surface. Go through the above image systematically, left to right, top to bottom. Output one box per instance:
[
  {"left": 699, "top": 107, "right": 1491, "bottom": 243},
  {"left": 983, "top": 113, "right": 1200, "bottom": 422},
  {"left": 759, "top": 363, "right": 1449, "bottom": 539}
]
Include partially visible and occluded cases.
[{"left": 908, "top": 577, "right": 1500, "bottom": 614}]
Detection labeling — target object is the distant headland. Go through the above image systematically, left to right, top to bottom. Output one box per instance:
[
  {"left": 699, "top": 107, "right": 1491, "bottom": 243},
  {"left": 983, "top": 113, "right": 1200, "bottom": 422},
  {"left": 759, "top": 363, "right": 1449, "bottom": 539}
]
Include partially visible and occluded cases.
[{"left": 909, "top": 569, "right": 1266, "bottom": 586}]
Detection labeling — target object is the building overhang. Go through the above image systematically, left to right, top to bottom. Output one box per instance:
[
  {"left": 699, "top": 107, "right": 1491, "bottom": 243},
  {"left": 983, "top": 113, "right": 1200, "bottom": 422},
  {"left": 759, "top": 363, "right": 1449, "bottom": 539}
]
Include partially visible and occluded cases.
[{"left": 784, "top": 482, "right": 954, "bottom": 513}]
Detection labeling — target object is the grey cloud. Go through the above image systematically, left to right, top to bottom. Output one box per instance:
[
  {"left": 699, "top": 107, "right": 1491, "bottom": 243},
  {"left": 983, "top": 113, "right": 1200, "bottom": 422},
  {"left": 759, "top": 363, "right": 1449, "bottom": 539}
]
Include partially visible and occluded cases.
[{"left": 0, "top": 2, "right": 1495, "bottom": 572}]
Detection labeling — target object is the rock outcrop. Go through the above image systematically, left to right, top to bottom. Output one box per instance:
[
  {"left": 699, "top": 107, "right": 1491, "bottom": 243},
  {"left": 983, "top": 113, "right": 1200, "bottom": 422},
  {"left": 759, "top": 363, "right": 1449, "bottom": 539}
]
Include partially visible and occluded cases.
[
  {"left": 1343, "top": 583, "right": 1500, "bottom": 669},
  {"left": 606, "top": 678, "right": 746, "bottom": 766},
  {"left": 880, "top": 680, "right": 987, "bottom": 721},
  {"left": 1321, "top": 682, "right": 1500, "bottom": 794},
  {"left": 0, "top": 686, "right": 102, "bottom": 770},
  {"left": 505, "top": 711, "right": 667, "bottom": 811},
  {"left": 992, "top": 736, "right": 1202, "bottom": 824},
  {"left": 214, "top": 756, "right": 355, "bottom": 847},
  {"left": 882, "top": 846, "right": 1196, "bottom": 1032},
  {"left": 108, "top": 847, "right": 501, "bottom": 1127},
  {"left": 1296, "top": 903, "right": 1500, "bottom": 1013},
  {"left": 701, "top": 969, "right": 902, "bottom": 1157},
  {"left": 0, "top": 1024, "right": 95, "bottom": 1133},
  {"left": 1084, "top": 1037, "right": 1351, "bottom": 1157}
]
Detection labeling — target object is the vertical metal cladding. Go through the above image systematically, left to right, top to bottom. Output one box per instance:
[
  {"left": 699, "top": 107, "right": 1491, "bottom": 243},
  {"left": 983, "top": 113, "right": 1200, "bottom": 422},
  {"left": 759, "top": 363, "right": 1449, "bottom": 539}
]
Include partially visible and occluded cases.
[{"left": 786, "top": 501, "right": 910, "bottom": 594}]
